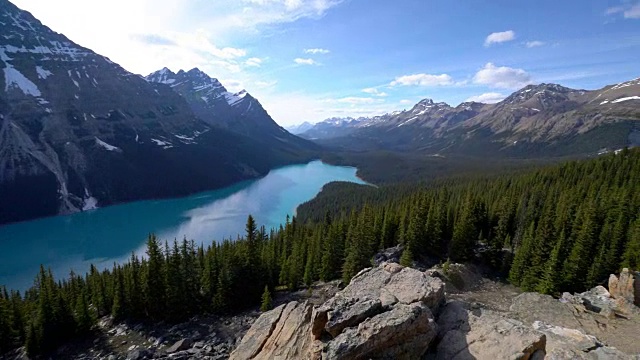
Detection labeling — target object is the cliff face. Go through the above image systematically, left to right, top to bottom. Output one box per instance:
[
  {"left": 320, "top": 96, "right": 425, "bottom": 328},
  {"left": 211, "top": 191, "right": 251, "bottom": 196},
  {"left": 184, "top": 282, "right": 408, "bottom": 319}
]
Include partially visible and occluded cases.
[{"left": 232, "top": 263, "right": 640, "bottom": 360}]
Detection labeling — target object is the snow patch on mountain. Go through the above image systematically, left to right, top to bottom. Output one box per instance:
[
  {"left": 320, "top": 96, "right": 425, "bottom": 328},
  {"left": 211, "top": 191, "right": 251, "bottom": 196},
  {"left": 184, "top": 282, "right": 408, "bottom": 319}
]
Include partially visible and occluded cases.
[
  {"left": 0, "top": 48, "right": 41, "bottom": 96},
  {"left": 35, "top": 66, "right": 52, "bottom": 79},
  {"left": 610, "top": 78, "right": 640, "bottom": 91},
  {"left": 225, "top": 90, "right": 248, "bottom": 106},
  {"left": 611, "top": 96, "right": 640, "bottom": 103},
  {"left": 95, "top": 137, "right": 120, "bottom": 152},
  {"left": 151, "top": 138, "right": 174, "bottom": 149},
  {"left": 82, "top": 188, "right": 98, "bottom": 211}
]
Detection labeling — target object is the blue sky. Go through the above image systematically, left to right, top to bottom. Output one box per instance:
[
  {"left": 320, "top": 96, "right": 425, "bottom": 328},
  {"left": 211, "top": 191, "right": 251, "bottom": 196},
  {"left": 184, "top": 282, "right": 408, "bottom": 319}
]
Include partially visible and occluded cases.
[{"left": 11, "top": 0, "right": 640, "bottom": 126}]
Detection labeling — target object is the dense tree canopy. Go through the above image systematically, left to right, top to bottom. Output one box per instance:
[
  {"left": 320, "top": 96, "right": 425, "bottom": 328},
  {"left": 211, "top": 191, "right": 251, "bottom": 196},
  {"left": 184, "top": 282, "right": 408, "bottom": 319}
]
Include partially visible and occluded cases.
[{"left": 1, "top": 148, "right": 639, "bottom": 357}]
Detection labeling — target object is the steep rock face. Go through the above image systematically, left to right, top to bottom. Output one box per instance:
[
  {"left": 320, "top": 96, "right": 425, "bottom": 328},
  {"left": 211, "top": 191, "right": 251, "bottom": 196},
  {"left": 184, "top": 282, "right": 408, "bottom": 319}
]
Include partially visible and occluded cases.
[
  {"left": 0, "top": 0, "right": 316, "bottom": 224},
  {"left": 145, "top": 67, "right": 317, "bottom": 154},
  {"left": 230, "top": 263, "right": 444, "bottom": 360},
  {"left": 609, "top": 268, "right": 640, "bottom": 306}
]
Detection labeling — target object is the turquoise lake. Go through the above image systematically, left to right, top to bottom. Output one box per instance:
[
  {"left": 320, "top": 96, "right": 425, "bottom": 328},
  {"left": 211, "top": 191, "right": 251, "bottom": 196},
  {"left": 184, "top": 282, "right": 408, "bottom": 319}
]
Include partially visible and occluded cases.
[{"left": 0, "top": 160, "right": 366, "bottom": 291}]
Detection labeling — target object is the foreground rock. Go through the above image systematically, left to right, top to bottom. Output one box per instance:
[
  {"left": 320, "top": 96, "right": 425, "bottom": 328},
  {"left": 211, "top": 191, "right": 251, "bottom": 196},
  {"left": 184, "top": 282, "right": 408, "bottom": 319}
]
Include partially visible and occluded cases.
[
  {"left": 230, "top": 263, "right": 444, "bottom": 359},
  {"left": 609, "top": 268, "right": 640, "bottom": 307},
  {"left": 435, "top": 301, "right": 546, "bottom": 360}
]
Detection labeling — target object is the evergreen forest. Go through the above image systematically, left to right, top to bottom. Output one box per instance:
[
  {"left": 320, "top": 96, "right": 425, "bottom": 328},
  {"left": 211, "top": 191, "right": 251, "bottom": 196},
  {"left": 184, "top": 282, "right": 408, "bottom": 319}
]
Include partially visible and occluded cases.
[{"left": 2, "top": 149, "right": 640, "bottom": 356}]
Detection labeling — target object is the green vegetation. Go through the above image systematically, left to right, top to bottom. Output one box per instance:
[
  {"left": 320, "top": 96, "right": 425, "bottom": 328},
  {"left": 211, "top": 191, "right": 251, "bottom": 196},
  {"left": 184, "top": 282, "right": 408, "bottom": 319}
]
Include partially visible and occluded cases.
[{"left": 2, "top": 149, "right": 640, "bottom": 357}]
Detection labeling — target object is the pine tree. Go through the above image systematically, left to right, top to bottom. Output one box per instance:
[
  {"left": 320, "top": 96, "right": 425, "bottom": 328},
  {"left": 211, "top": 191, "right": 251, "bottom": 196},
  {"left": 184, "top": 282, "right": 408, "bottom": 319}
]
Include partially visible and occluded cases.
[
  {"left": 450, "top": 194, "right": 477, "bottom": 262},
  {"left": 563, "top": 201, "right": 599, "bottom": 291},
  {"left": 622, "top": 218, "right": 640, "bottom": 270},
  {"left": 508, "top": 222, "right": 535, "bottom": 286},
  {"left": 537, "top": 228, "right": 567, "bottom": 295},
  {"left": 143, "top": 234, "right": 166, "bottom": 319},
  {"left": 399, "top": 246, "right": 414, "bottom": 267},
  {"left": 111, "top": 267, "right": 126, "bottom": 321},
  {"left": 260, "top": 286, "right": 273, "bottom": 312},
  {"left": 75, "top": 289, "right": 93, "bottom": 333},
  {"left": 0, "top": 291, "right": 13, "bottom": 354}
]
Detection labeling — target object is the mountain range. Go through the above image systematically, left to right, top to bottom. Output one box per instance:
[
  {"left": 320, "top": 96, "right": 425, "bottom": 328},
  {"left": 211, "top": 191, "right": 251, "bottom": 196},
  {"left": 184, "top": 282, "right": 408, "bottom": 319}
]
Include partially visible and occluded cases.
[
  {"left": 0, "top": 0, "right": 316, "bottom": 224},
  {"left": 298, "top": 81, "right": 640, "bottom": 156}
]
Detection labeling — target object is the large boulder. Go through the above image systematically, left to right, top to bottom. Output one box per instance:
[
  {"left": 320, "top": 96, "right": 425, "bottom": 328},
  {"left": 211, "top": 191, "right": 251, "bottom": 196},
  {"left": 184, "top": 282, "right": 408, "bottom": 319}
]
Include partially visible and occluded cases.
[
  {"left": 230, "top": 263, "right": 444, "bottom": 360},
  {"left": 609, "top": 268, "right": 640, "bottom": 307},
  {"left": 510, "top": 291, "right": 640, "bottom": 355},
  {"left": 229, "top": 301, "right": 315, "bottom": 360},
  {"left": 436, "top": 301, "right": 546, "bottom": 360},
  {"left": 325, "top": 302, "right": 436, "bottom": 359},
  {"left": 533, "top": 321, "right": 637, "bottom": 360}
]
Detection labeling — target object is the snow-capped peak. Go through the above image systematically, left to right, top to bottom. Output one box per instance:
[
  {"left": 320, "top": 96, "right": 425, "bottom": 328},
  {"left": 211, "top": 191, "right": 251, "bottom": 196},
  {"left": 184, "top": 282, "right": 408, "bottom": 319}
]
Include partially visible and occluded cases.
[
  {"left": 146, "top": 67, "right": 177, "bottom": 85},
  {"left": 224, "top": 90, "right": 249, "bottom": 106}
]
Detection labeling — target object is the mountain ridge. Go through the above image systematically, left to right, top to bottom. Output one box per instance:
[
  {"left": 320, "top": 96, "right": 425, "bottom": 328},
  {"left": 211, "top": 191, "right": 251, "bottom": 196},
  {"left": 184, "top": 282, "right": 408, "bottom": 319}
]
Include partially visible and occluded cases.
[
  {"left": 0, "top": 0, "right": 316, "bottom": 224},
  {"left": 145, "top": 66, "right": 318, "bottom": 154},
  {"left": 297, "top": 78, "right": 640, "bottom": 156}
]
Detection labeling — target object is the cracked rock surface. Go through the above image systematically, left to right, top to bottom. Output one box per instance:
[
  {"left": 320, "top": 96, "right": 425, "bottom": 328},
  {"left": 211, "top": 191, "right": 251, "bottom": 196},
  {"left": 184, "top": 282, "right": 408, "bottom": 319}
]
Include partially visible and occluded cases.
[{"left": 230, "top": 263, "right": 445, "bottom": 360}]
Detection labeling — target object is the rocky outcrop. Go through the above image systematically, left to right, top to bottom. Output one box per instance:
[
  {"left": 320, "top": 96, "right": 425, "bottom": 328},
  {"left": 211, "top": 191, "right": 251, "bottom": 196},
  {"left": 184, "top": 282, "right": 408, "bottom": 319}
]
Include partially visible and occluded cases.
[
  {"left": 372, "top": 245, "right": 403, "bottom": 266},
  {"left": 232, "top": 262, "right": 640, "bottom": 360},
  {"left": 426, "top": 262, "right": 483, "bottom": 292},
  {"left": 230, "top": 263, "right": 444, "bottom": 360},
  {"left": 609, "top": 268, "right": 640, "bottom": 307},
  {"left": 435, "top": 301, "right": 546, "bottom": 359},
  {"left": 532, "top": 321, "right": 637, "bottom": 359}
]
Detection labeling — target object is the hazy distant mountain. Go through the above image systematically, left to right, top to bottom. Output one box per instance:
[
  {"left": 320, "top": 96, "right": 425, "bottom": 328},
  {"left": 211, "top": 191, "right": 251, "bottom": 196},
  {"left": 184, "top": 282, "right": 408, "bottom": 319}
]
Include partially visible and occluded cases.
[
  {"left": 0, "top": 0, "right": 315, "bottom": 224},
  {"left": 310, "top": 80, "right": 640, "bottom": 156},
  {"left": 298, "top": 114, "right": 396, "bottom": 140},
  {"left": 286, "top": 121, "right": 314, "bottom": 135}
]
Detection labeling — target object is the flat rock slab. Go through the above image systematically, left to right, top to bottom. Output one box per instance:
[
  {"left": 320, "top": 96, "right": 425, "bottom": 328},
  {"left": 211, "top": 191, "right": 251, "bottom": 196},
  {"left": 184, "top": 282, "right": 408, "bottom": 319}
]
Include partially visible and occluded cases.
[{"left": 437, "top": 301, "right": 546, "bottom": 360}]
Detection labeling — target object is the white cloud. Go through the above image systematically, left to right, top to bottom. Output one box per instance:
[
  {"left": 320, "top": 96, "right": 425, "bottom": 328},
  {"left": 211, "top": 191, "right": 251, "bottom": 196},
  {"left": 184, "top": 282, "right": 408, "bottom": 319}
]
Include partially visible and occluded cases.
[
  {"left": 605, "top": 3, "right": 640, "bottom": 18},
  {"left": 625, "top": 3, "right": 640, "bottom": 18},
  {"left": 606, "top": 5, "right": 625, "bottom": 14},
  {"left": 484, "top": 30, "right": 516, "bottom": 46},
  {"left": 525, "top": 40, "right": 545, "bottom": 48},
  {"left": 304, "top": 48, "right": 330, "bottom": 54},
  {"left": 245, "top": 57, "right": 263, "bottom": 67},
  {"left": 294, "top": 58, "right": 318, "bottom": 65},
  {"left": 473, "top": 63, "right": 532, "bottom": 89},
  {"left": 390, "top": 73, "right": 453, "bottom": 87},
  {"left": 220, "top": 79, "right": 244, "bottom": 92},
  {"left": 254, "top": 80, "right": 278, "bottom": 88},
  {"left": 362, "top": 87, "right": 388, "bottom": 97},
  {"left": 255, "top": 91, "right": 398, "bottom": 126},
  {"left": 465, "top": 92, "right": 506, "bottom": 104},
  {"left": 335, "top": 97, "right": 381, "bottom": 104},
  {"left": 400, "top": 99, "right": 413, "bottom": 104}
]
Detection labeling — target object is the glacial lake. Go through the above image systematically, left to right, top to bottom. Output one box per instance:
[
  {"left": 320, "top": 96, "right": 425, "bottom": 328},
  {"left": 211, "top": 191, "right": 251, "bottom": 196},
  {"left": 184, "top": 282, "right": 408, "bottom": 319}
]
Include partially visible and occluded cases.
[{"left": 0, "top": 160, "right": 366, "bottom": 291}]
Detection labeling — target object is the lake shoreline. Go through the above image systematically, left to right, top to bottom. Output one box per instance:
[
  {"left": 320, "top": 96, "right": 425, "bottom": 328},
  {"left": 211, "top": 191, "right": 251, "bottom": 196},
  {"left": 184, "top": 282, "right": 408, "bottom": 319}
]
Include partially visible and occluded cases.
[{"left": 0, "top": 160, "right": 365, "bottom": 292}]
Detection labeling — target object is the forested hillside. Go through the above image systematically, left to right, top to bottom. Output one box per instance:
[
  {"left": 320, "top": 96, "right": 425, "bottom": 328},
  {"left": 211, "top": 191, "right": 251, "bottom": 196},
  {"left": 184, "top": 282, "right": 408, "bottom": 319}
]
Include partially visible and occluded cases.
[{"left": 2, "top": 149, "right": 640, "bottom": 357}]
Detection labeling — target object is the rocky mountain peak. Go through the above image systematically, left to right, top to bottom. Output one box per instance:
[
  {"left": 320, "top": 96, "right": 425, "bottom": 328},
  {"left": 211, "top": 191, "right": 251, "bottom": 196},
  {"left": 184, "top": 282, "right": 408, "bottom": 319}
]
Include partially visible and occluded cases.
[
  {"left": 146, "top": 67, "right": 177, "bottom": 85},
  {"left": 502, "top": 83, "right": 579, "bottom": 110},
  {"left": 411, "top": 98, "right": 451, "bottom": 113},
  {"left": 418, "top": 98, "right": 435, "bottom": 105},
  {"left": 456, "top": 101, "right": 484, "bottom": 110}
]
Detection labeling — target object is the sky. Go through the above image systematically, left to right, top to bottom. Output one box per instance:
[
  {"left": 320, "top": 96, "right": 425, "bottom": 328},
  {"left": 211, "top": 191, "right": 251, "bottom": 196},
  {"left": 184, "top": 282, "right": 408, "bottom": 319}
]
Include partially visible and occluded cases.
[{"left": 10, "top": 0, "right": 640, "bottom": 126}]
